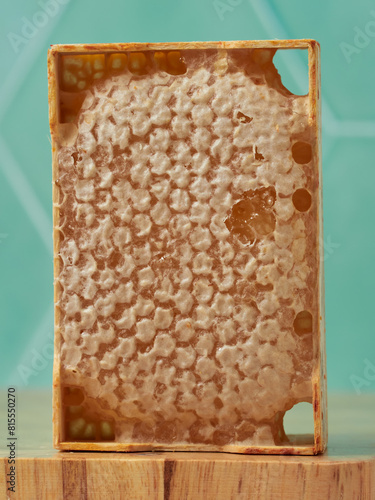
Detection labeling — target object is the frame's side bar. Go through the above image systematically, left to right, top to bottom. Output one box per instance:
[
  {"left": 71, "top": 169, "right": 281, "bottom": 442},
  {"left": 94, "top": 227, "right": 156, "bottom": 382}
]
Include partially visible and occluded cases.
[
  {"left": 308, "top": 41, "right": 327, "bottom": 454},
  {"left": 48, "top": 48, "right": 63, "bottom": 448}
]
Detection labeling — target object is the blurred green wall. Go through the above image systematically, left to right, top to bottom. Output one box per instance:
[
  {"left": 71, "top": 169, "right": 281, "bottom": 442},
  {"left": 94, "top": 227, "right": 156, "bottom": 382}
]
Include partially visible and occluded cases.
[{"left": 0, "top": 0, "right": 374, "bottom": 391}]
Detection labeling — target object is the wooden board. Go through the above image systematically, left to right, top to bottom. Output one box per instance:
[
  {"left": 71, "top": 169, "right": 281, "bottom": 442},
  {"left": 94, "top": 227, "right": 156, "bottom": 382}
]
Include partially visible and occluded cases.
[{"left": 0, "top": 392, "right": 374, "bottom": 499}]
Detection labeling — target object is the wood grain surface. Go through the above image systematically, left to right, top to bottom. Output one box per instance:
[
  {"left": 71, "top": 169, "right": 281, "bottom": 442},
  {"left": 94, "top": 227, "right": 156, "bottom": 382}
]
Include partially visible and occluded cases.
[{"left": 0, "top": 392, "right": 374, "bottom": 499}]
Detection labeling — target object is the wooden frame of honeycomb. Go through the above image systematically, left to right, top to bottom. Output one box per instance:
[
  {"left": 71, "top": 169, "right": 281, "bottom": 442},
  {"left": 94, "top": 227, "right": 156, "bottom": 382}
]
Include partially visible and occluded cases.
[{"left": 48, "top": 40, "right": 327, "bottom": 455}]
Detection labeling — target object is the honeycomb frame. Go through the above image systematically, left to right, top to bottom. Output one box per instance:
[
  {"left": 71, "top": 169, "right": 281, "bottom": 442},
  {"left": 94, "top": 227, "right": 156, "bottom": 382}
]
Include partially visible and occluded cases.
[{"left": 48, "top": 39, "right": 326, "bottom": 455}]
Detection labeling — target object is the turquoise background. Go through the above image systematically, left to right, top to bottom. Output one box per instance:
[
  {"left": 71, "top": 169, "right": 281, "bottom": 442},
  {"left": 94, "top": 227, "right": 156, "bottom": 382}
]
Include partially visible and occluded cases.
[{"left": 0, "top": 0, "right": 374, "bottom": 392}]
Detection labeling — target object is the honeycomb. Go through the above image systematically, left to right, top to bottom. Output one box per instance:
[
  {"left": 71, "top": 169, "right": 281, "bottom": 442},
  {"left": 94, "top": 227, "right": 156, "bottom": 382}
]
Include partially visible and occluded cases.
[{"left": 53, "top": 47, "right": 318, "bottom": 449}]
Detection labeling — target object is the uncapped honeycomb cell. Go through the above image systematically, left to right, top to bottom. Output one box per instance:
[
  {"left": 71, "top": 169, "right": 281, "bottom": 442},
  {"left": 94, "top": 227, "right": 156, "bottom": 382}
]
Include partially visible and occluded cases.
[
  {"left": 49, "top": 41, "right": 325, "bottom": 454},
  {"left": 166, "top": 51, "right": 187, "bottom": 75},
  {"left": 128, "top": 52, "right": 148, "bottom": 74},
  {"left": 107, "top": 53, "right": 128, "bottom": 73},
  {"left": 292, "top": 141, "right": 313, "bottom": 164},
  {"left": 292, "top": 188, "right": 312, "bottom": 212},
  {"left": 293, "top": 311, "right": 313, "bottom": 335}
]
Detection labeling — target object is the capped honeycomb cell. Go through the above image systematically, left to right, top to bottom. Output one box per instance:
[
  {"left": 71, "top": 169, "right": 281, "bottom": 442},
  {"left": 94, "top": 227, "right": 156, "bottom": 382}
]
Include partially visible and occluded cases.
[{"left": 48, "top": 40, "right": 326, "bottom": 455}]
